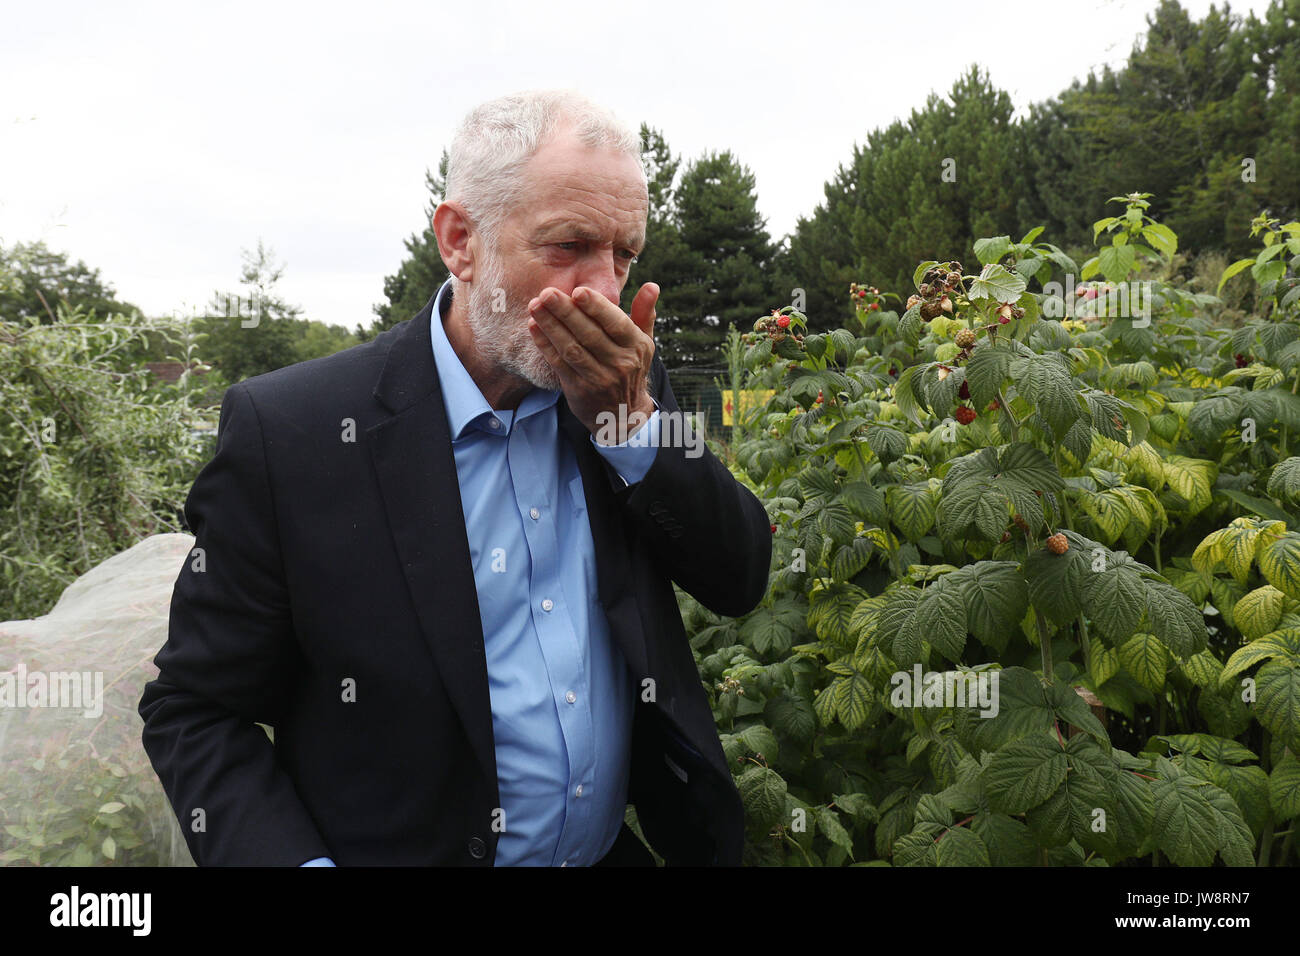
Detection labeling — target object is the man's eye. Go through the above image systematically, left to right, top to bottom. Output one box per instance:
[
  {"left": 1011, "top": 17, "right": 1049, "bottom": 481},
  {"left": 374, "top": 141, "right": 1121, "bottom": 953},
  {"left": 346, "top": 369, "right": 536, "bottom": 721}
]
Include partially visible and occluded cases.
[{"left": 556, "top": 242, "right": 580, "bottom": 251}]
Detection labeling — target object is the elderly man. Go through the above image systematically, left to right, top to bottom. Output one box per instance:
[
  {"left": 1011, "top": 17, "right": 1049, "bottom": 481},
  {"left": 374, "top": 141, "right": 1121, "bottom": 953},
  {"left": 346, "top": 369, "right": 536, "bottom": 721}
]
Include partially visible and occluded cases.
[{"left": 139, "top": 89, "right": 772, "bottom": 867}]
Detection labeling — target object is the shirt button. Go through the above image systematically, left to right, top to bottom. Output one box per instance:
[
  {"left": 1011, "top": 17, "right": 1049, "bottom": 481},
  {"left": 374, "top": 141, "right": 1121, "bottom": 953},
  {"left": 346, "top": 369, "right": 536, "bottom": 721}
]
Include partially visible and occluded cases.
[
  {"left": 489, "top": 418, "right": 500, "bottom": 429},
  {"left": 529, "top": 507, "right": 540, "bottom": 520},
  {"left": 541, "top": 598, "right": 554, "bottom": 612},
  {"left": 565, "top": 691, "right": 577, "bottom": 704},
  {"left": 575, "top": 784, "right": 583, "bottom": 797},
  {"left": 467, "top": 837, "right": 486, "bottom": 859}
]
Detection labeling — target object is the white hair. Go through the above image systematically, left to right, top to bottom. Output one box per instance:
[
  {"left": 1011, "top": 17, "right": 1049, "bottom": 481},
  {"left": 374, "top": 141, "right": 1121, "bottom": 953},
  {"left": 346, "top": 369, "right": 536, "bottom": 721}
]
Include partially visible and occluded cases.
[{"left": 444, "top": 88, "right": 645, "bottom": 261}]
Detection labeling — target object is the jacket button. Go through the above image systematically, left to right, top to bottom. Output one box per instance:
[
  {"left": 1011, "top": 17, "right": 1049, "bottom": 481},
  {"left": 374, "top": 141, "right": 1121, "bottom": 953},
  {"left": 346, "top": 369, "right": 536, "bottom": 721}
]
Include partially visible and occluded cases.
[
  {"left": 649, "top": 501, "right": 667, "bottom": 515},
  {"left": 468, "top": 837, "right": 486, "bottom": 859}
]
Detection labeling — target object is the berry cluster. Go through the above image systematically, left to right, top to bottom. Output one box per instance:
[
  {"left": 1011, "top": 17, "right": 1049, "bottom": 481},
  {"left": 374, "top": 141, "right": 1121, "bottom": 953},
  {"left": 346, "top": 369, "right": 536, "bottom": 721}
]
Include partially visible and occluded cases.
[
  {"left": 907, "top": 263, "right": 962, "bottom": 320},
  {"left": 850, "top": 282, "right": 882, "bottom": 312},
  {"left": 744, "top": 310, "right": 805, "bottom": 347}
]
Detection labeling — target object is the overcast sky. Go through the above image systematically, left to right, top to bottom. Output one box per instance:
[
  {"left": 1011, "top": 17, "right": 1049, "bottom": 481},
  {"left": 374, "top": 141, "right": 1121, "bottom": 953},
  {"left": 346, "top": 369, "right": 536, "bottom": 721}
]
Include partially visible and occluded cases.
[{"left": 1, "top": 0, "right": 1279, "bottom": 329}]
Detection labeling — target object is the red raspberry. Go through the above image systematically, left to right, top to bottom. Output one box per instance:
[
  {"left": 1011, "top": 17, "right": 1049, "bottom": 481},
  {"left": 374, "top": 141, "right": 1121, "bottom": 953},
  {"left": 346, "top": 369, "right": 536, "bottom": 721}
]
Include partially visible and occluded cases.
[
  {"left": 869, "top": 302, "right": 880, "bottom": 311},
  {"left": 776, "top": 314, "right": 791, "bottom": 328},
  {"left": 1235, "top": 354, "right": 1247, "bottom": 368},
  {"left": 815, "top": 391, "right": 824, "bottom": 404},
  {"left": 955, "top": 406, "right": 977, "bottom": 425},
  {"left": 770, "top": 524, "right": 777, "bottom": 534},
  {"left": 1047, "top": 533, "right": 1069, "bottom": 555}
]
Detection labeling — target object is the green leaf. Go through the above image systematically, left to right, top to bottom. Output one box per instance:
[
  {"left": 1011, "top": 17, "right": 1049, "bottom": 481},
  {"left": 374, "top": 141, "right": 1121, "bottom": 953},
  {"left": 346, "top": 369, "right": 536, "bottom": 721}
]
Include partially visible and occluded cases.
[
  {"left": 1141, "top": 223, "right": 1177, "bottom": 259},
  {"left": 973, "top": 236, "right": 1013, "bottom": 265},
  {"left": 1098, "top": 245, "right": 1136, "bottom": 283},
  {"left": 1218, "top": 257, "right": 1256, "bottom": 293},
  {"left": 913, "top": 260, "right": 940, "bottom": 291},
  {"left": 969, "top": 263, "right": 1027, "bottom": 303},
  {"left": 964, "top": 342, "right": 1017, "bottom": 410},
  {"left": 1011, "top": 355, "right": 1085, "bottom": 440},
  {"left": 892, "top": 364, "right": 924, "bottom": 426},
  {"left": 866, "top": 425, "right": 907, "bottom": 465},
  {"left": 1162, "top": 456, "right": 1217, "bottom": 515},
  {"left": 1267, "top": 458, "right": 1300, "bottom": 506},
  {"left": 888, "top": 481, "right": 937, "bottom": 542},
  {"left": 1259, "top": 533, "right": 1300, "bottom": 600},
  {"left": 1026, "top": 540, "right": 1092, "bottom": 627},
  {"left": 951, "top": 561, "right": 1027, "bottom": 653},
  {"left": 1081, "top": 561, "right": 1146, "bottom": 642},
  {"left": 1143, "top": 578, "right": 1209, "bottom": 658},
  {"left": 1234, "top": 586, "right": 1286, "bottom": 642},
  {"left": 741, "top": 602, "right": 805, "bottom": 656},
  {"left": 1219, "top": 628, "right": 1300, "bottom": 690},
  {"left": 1119, "top": 633, "right": 1169, "bottom": 691},
  {"left": 1090, "top": 642, "right": 1120, "bottom": 685},
  {"left": 1256, "top": 662, "right": 1300, "bottom": 750},
  {"left": 738, "top": 724, "right": 780, "bottom": 762},
  {"left": 983, "top": 735, "right": 1069, "bottom": 814},
  {"left": 1269, "top": 752, "right": 1300, "bottom": 822},
  {"left": 1152, "top": 763, "right": 1224, "bottom": 866},
  {"left": 738, "top": 766, "right": 788, "bottom": 831},
  {"left": 814, "top": 806, "right": 855, "bottom": 858},
  {"left": 972, "top": 812, "right": 1040, "bottom": 866},
  {"left": 934, "top": 826, "right": 990, "bottom": 866},
  {"left": 102, "top": 835, "right": 116, "bottom": 861}
]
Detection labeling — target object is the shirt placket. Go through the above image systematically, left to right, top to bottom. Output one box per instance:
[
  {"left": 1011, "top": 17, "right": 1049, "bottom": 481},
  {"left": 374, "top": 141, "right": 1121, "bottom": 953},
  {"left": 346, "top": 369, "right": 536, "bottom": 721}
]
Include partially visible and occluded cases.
[{"left": 507, "top": 412, "right": 597, "bottom": 866}]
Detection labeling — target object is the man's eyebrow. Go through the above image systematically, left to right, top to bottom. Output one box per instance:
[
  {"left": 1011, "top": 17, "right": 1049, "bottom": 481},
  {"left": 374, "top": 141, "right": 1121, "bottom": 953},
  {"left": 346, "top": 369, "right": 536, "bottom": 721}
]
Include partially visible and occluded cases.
[{"left": 534, "top": 220, "right": 644, "bottom": 251}]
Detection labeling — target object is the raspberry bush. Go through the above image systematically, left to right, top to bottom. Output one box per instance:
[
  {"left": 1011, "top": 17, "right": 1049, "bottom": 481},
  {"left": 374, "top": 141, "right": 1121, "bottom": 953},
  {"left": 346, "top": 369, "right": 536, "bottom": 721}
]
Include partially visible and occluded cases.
[{"left": 679, "top": 196, "right": 1300, "bottom": 866}]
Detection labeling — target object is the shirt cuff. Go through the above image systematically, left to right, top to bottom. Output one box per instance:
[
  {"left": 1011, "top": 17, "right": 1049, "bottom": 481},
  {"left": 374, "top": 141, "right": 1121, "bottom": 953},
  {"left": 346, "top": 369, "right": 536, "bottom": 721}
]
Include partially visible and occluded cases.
[
  {"left": 591, "top": 396, "right": 661, "bottom": 487},
  {"left": 300, "top": 857, "right": 336, "bottom": 866}
]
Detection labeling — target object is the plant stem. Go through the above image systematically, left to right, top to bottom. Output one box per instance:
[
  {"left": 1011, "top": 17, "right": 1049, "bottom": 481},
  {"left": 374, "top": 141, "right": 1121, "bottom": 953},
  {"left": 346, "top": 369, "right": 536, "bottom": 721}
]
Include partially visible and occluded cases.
[{"left": 1035, "top": 608, "right": 1054, "bottom": 683}]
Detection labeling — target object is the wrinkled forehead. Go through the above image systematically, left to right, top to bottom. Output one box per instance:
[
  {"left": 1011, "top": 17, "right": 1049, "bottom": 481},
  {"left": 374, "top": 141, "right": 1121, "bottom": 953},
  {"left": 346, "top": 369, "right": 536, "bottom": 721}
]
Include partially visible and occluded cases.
[{"left": 512, "top": 134, "right": 647, "bottom": 236}]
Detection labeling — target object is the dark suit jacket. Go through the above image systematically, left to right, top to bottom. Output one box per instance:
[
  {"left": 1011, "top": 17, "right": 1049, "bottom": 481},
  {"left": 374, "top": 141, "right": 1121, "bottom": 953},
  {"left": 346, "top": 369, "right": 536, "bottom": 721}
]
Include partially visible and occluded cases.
[{"left": 138, "top": 290, "right": 772, "bottom": 865}]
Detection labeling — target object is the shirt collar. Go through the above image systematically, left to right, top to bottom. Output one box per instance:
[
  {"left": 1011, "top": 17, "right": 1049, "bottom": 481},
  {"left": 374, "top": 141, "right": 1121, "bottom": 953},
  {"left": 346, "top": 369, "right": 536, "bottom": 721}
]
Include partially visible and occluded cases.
[{"left": 429, "top": 276, "right": 560, "bottom": 441}]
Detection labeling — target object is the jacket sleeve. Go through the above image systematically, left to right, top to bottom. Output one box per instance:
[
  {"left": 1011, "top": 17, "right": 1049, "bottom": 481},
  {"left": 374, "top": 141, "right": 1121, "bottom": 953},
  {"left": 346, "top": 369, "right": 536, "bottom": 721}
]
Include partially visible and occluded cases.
[
  {"left": 614, "top": 354, "right": 772, "bottom": 618},
  {"left": 138, "top": 383, "right": 331, "bottom": 866}
]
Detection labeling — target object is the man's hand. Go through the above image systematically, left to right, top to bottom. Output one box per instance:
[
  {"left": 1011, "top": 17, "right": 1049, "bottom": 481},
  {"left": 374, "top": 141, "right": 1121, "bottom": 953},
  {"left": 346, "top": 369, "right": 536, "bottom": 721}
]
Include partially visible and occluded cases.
[{"left": 526, "top": 282, "right": 659, "bottom": 440}]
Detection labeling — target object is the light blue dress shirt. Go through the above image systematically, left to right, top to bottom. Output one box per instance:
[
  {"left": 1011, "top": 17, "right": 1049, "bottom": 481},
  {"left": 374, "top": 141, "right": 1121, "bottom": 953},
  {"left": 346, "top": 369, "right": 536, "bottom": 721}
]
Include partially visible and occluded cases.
[{"left": 301, "top": 278, "right": 661, "bottom": 866}]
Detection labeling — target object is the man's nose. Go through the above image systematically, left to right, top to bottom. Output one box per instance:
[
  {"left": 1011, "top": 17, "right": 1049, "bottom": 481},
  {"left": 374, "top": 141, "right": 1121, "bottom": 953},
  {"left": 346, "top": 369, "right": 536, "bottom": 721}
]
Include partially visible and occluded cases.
[{"left": 575, "top": 254, "right": 623, "bottom": 305}]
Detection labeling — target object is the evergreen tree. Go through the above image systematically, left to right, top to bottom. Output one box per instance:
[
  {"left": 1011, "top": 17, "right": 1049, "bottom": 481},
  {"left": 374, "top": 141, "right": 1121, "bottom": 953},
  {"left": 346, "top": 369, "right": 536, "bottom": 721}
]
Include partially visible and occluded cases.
[
  {"left": 620, "top": 124, "right": 699, "bottom": 363},
  {"left": 665, "top": 150, "right": 777, "bottom": 368},
  {"left": 360, "top": 151, "right": 450, "bottom": 341}
]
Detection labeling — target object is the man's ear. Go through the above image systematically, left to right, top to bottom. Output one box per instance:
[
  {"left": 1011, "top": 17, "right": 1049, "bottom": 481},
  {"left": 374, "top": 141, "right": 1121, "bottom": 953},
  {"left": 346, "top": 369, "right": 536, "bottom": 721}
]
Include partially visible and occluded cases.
[{"left": 432, "top": 201, "right": 477, "bottom": 282}]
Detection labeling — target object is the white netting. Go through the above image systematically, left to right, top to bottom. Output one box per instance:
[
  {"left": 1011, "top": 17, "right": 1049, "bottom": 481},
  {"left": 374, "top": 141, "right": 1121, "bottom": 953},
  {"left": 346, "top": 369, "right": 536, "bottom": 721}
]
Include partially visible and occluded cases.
[{"left": 1, "top": 533, "right": 196, "bottom": 866}]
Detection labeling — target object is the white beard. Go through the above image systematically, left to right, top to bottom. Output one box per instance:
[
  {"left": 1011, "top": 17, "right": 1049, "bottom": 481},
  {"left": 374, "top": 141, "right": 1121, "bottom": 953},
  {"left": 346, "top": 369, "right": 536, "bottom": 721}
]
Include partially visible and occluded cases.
[{"left": 463, "top": 249, "right": 563, "bottom": 393}]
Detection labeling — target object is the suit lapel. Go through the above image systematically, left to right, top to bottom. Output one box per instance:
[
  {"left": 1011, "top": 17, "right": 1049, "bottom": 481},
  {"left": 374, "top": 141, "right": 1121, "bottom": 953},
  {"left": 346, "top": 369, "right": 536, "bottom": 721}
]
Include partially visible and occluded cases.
[{"left": 367, "top": 295, "right": 496, "bottom": 782}]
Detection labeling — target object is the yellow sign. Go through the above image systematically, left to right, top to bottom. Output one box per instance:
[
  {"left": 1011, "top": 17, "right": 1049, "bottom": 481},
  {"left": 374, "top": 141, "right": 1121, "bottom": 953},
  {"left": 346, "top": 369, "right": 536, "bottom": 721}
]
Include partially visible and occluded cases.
[{"left": 721, "top": 389, "right": 775, "bottom": 426}]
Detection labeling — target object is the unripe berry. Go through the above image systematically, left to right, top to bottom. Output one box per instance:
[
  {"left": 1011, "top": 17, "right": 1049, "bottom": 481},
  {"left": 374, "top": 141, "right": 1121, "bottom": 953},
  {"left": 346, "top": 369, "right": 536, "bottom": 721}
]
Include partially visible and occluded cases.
[
  {"left": 954, "top": 329, "right": 977, "bottom": 349},
  {"left": 1047, "top": 533, "right": 1069, "bottom": 555}
]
